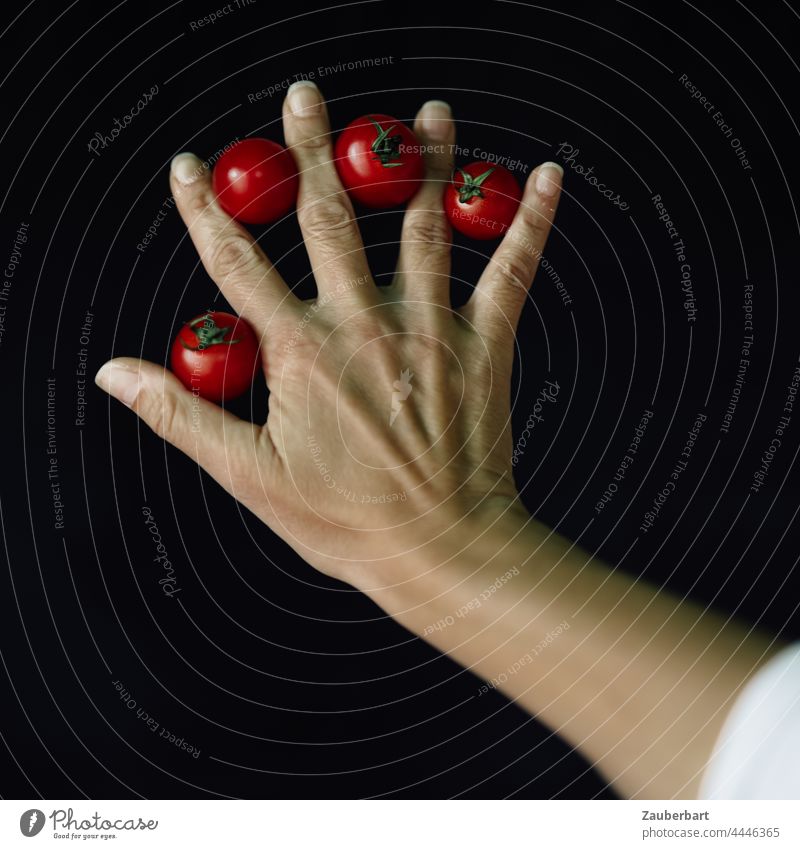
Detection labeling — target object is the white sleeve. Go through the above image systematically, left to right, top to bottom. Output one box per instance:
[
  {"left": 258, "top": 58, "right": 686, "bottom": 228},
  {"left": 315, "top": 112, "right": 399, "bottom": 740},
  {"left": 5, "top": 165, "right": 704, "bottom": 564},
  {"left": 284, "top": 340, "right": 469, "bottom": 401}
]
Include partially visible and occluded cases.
[{"left": 700, "top": 643, "right": 800, "bottom": 799}]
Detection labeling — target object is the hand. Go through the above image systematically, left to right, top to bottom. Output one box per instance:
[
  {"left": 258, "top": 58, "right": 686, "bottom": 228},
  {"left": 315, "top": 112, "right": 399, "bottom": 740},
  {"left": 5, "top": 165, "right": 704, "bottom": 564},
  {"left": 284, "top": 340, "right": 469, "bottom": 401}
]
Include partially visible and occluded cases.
[
  {"left": 95, "top": 82, "right": 563, "bottom": 587},
  {"left": 94, "top": 84, "right": 779, "bottom": 802}
]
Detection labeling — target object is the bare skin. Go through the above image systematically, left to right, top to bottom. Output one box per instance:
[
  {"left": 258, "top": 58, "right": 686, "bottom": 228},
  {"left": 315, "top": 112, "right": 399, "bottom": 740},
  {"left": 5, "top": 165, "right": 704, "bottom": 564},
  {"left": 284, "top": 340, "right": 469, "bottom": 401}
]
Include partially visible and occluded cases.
[{"left": 96, "top": 82, "right": 780, "bottom": 798}]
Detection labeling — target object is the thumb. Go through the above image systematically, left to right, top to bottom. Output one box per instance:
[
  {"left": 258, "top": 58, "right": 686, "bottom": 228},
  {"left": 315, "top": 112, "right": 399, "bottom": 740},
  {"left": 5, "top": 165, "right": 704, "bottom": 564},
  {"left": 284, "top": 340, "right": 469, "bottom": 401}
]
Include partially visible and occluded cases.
[{"left": 95, "top": 357, "right": 264, "bottom": 498}]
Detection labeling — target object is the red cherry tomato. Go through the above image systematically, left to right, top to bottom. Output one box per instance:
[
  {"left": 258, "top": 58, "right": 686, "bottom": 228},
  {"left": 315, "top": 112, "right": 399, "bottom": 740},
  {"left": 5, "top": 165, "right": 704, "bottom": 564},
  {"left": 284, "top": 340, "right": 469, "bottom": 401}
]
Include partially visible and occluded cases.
[
  {"left": 334, "top": 114, "right": 424, "bottom": 207},
  {"left": 212, "top": 138, "right": 298, "bottom": 224},
  {"left": 444, "top": 163, "right": 522, "bottom": 240},
  {"left": 170, "top": 311, "right": 260, "bottom": 403}
]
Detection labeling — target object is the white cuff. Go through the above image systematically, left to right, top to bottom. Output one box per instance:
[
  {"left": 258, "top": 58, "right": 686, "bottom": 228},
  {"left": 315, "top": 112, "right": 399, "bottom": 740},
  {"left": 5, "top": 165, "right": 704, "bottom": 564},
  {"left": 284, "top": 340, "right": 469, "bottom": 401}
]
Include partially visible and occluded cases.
[{"left": 700, "top": 643, "right": 800, "bottom": 799}]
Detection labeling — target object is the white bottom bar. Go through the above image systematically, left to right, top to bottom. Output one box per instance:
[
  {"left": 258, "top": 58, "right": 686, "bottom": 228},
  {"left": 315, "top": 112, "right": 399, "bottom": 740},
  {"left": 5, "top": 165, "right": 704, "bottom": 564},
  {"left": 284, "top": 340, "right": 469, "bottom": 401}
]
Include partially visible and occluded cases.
[{"left": 3, "top": 799, "right": 798, "bottom": 847}]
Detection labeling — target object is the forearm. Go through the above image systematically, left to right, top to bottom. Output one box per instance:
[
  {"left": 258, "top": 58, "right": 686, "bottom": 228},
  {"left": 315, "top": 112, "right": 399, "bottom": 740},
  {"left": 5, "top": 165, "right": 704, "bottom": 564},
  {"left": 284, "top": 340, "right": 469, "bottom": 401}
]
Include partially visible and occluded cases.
[{"left": 356, "top": 507, "right": 782, "bottom": 799}]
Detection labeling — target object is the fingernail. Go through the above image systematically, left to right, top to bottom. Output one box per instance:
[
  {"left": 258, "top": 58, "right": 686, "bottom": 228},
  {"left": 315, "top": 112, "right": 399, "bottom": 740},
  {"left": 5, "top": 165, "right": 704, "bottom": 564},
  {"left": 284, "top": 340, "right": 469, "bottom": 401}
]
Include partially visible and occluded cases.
[
  {"left": 287, "top": 80, "right": 322, "bottom": 116},
  {"left": 419, "top": 100, "right": 451, "bottom": 140},
  {"left": 171, "top": 152, "right": 203, "bottom": 185},
  {"left": 535, "top": 162, "right": 563, "bottom": 198},
  {"left": 95, "top": 361, "right": 141, "bottom": 408}
]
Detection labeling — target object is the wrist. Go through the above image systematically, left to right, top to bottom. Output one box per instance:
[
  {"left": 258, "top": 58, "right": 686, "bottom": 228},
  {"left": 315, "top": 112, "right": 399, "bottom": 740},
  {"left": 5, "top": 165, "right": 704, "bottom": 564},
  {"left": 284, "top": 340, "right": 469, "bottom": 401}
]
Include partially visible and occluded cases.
[{"left": 351, "top": 495, "right": 537, "bottom": 620}]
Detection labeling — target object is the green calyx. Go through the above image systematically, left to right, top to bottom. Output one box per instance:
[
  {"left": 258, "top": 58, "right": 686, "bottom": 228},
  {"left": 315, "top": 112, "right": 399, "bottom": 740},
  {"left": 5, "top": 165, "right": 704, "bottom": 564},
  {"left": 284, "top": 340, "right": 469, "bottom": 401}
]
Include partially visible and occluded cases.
[
  {"left": 369, "top": 117, "right": 404, "bottom": 167},
  {"left": 454, "top": 167, "right": 495, "bottom": 204},
  {"left": 181, "top": 312, "right": 240, "bottom": 351}
]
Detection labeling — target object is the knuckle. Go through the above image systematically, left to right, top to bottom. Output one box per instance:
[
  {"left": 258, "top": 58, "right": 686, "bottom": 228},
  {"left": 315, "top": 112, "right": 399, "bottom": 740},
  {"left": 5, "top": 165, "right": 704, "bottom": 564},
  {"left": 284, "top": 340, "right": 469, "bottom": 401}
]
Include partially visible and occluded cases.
[
  {"left": 293, "top": 131, "right": 331, "bottom": 153},
  {"left": 426, "top": 156, "right": 455, "bottom": 176},
  {"left": 181, "top": 181, "right": 215, "bottom": 219},
  {"left": 298, "top": 196, "right": 357, "bottom": 241},
  {"left": 403, "top": 207, "right": 450, "bottom": 247},
  {"left": 515, "top": 207, "right": 550, "bottom": 242},
  {"left": 208, "top": 232, "right": 260, "bottom": 280},
  {"left": 492, "top": 249, "right": 534, "bottom": 292},
  {"left": 415, "top": 332, "right": 445, "bottom": 359},
  {"left": 142, "top": 391, "right": 182, "bottom": 443},
  {"left": 158, "top": 394, "right": 182, "bottom": 442}
]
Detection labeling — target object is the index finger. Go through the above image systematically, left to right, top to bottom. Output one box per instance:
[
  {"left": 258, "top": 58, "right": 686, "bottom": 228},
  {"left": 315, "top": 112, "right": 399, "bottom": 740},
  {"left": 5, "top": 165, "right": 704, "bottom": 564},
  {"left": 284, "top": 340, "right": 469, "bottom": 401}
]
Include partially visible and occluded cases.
[{"left": 170, "top": 152, "right": 295, "bottom": 332}]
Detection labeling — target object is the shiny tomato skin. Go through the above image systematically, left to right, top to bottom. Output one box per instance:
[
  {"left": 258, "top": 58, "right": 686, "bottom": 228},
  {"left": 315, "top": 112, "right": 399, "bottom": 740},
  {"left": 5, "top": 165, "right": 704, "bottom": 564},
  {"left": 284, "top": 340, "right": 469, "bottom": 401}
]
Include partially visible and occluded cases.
[
  {"left": 334, "top": 114, "right": 424, "bottom": 207},
  {"left": 212, "top": 138, "right": 298, "bottom": 224},
  {"left": 444, "top": 162, "right": 522, "bottom": 240},
  {"left": 170, "top": 311, "right": 260, "bottom": 403}
]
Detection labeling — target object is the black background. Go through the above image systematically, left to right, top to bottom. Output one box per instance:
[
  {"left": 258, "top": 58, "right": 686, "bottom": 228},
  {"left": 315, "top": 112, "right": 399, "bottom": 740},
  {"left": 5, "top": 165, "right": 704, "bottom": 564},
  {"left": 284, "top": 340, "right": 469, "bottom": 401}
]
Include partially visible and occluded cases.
[{"left": 1, "top": 0, "right": 799, "bottom": 799}]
